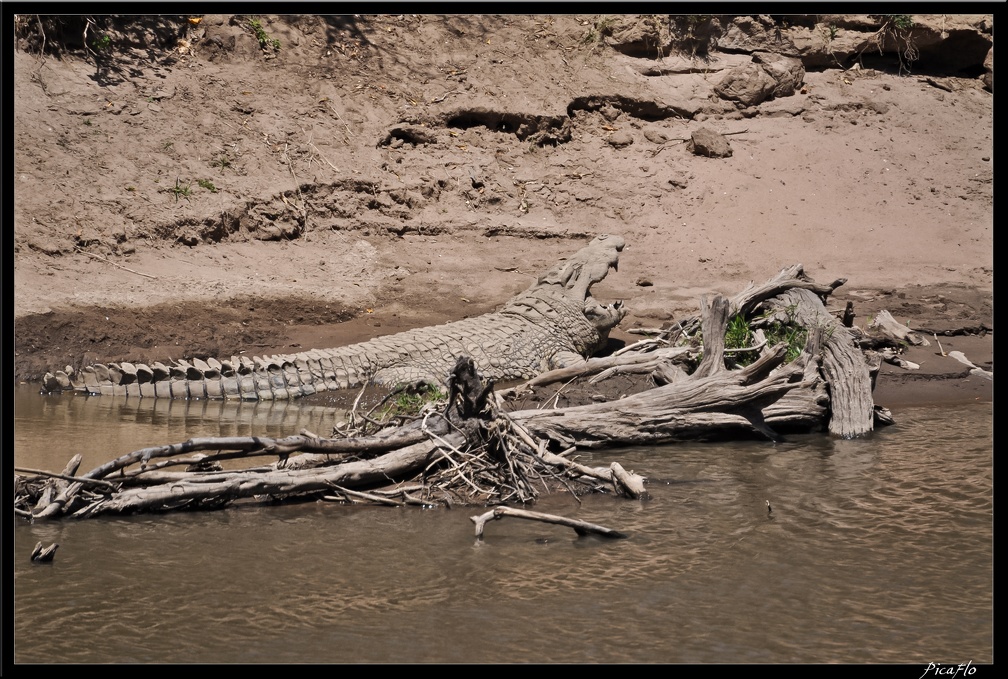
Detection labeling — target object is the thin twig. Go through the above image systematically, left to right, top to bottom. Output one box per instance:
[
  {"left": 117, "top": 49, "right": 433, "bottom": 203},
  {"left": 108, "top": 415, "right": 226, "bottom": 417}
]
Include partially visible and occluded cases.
[
  {"left": 29, "top": 15, "right": 51, "bottom": 95},
  {"left": 430, "top": 89, "right": 460, "bottom": 104},
  {"left": 326, "top": 101, "right": 353, "bottom": 137},
  {"left": 300, "top": 125, "right": 340, "bottom": 172},
  {"left": 308, "top": 141, "right": 340, "bottom": 171},
  {"left": 282, "top": 142, "right": 309, "bottom": 239},
  {"left": 74, "top": 247, "right": 158, "bottom": 279},
  {"left": 724, "top": 339, "right": 768, "bottom": 354},
  {"left": 542, "top": 376, "right": 579, "bottom": 410},
  {"left": 344, "top": 381, "right": 401, "bottom": 434},
  {"left": 364, "top": 384, "right": 409, "bottom": 422},
  {"left": 15, "top": 467, "right": 120, "bottom": 490},
  {"left": 325, "top": 484, "right": 406, "bottom": 506},
  {"left": 469, "top": 505, "right": 628, "bottom": 540}
]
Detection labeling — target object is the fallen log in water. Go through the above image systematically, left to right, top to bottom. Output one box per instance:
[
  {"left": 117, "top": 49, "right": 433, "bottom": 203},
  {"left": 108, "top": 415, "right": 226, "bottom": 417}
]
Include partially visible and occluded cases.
[
  {"left": 15, "top": 264, "right": 897, "bottom": 521},
  {"left": 504, "top": 264, "right": 879, "bottom": 439},
  {"left": 508, "top": 344, "right": 826, "bottom": 448},
  {"left": 15, "top": 357, "right": 652, "bottom": 519},
  {"left": 470, "top": 506, "right": 629, "bottom": 540},
  {"left": 30, "top": 542, "right": 59, "bottom": 563}
]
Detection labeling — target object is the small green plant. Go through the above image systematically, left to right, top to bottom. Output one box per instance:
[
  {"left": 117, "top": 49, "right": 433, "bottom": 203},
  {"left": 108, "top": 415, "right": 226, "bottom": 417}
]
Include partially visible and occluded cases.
[
  {"left": 872, "top": 14, "right": 918, "bottom": 75},
  {"left": 884, "top": 14, "right": 914, "bottom": 32},
  {"left": 581, "top": 16, "right": 615, "bottom": 46},
  {"left": 248, "top": 17, "right": 280, "bottom": 51},
  {"left": 820, "top": 22, "right": 841, "bottom": 66},
  {"left": 91, "top": 34, "right": 111, "bottom": 53},
  {"left": 83, "top": 117, "right": 92, "bottom": 126},
  {"left": 163, "top": 141, "right": 174, "bottom": 152},
  {"left": 211, "top": 154, "right": 232, "bottom": 171},
  {"left": 170, "top": 177, "right": 192, "bottom": 202},
  {"left": 197, "top": 178, "right": 218, "bottom": 193},
  {"left": 722, "top": 309, "right": 808, "bottom": 367},
  {"left": 725, "top": 314, "right": 753, "bottom": 350},
  {"left": 763, "top": 321, "right": 808, "bottom": 364},
  {"left": 375, "top": 384, "right": 445, "bottom": 421}
]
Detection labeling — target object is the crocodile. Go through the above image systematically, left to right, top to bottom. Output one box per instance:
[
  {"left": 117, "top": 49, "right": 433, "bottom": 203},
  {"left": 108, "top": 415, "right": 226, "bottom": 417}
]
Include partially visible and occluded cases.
[{"left": 42, "top": 234, "right": 628, "bottom": 400}]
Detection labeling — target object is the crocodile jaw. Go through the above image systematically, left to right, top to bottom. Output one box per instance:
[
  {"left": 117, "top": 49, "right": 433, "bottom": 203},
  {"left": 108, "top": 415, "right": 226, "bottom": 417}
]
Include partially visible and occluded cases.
[{"left": 584, "top": 298, "right": 627, "bottom": 342}]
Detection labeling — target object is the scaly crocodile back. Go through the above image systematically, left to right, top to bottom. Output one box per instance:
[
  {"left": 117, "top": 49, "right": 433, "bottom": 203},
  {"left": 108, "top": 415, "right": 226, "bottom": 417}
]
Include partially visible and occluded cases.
[{"left": 43, "top": 235, "right": 627, "bottom": 400}]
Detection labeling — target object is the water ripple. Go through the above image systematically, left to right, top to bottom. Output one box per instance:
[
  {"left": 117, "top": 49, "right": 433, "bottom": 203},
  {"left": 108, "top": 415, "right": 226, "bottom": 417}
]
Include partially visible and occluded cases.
[{"left": 13, "top": 390, "right": 991, "bottom": 663}]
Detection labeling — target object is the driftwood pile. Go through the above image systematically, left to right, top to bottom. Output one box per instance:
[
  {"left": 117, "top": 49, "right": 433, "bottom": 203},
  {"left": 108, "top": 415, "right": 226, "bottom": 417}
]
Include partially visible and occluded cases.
[
  {"left": 17, "top": 264, "right": 925, "bottom": 529},
  {"left": 15, "top": 356, "right": 646, "bottom": 527}
]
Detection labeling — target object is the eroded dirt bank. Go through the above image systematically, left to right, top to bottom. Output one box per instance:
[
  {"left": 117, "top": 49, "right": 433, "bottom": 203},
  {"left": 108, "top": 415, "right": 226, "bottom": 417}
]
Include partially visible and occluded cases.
[{"left": 12, "top": 14, "right": 993, "bottom": 402}]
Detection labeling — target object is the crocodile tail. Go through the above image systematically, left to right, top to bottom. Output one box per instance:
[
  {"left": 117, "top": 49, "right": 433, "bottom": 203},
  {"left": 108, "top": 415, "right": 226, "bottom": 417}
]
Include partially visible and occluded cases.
[{"left": 39, "top": 350, "right": 376, "bottom": 400}]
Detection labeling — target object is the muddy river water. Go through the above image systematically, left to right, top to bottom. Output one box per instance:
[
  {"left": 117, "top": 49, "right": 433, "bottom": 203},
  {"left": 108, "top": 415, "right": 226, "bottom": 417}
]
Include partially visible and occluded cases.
[{"left": 12, "top": 385, "right": 992, "bottom": 663}]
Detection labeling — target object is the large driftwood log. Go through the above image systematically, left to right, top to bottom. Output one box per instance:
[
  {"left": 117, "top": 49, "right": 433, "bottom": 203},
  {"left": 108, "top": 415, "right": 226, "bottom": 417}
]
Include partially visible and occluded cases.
[
  {"left": 509, "top": 264, "right": 868, "bottom": 439},
  {"left": 670, "top": 264, "right": 844, "bottom": 340},
  {"left": 675, "top": 264, "right": 874, "bottom": 438},
  {"left": 760, "top": 287, "right": 875, "bottom": 438},
  {"left": 504, "top": 290, "right": 832, "bottom": 448},
  {"left": 510, "top": 342, "right": 824, "bottom": 447},
  {"left": 513, "top": 346, "right": 695, "bottom": 389},
  {"left": 30, "top": 416, "right": 457, "bottom": 519},
  {"left": 73, "top": 435, "right": 459, "bottom": 517}
]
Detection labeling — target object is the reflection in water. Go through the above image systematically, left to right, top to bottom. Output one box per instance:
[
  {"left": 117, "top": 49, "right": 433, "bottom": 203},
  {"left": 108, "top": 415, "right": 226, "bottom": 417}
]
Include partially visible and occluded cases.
[
  {"left": 13, "top": 385, "right": 993, "bottom": 663},
  {"left": 14, "top": 385, "right": 348, "bottom": 473}
]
